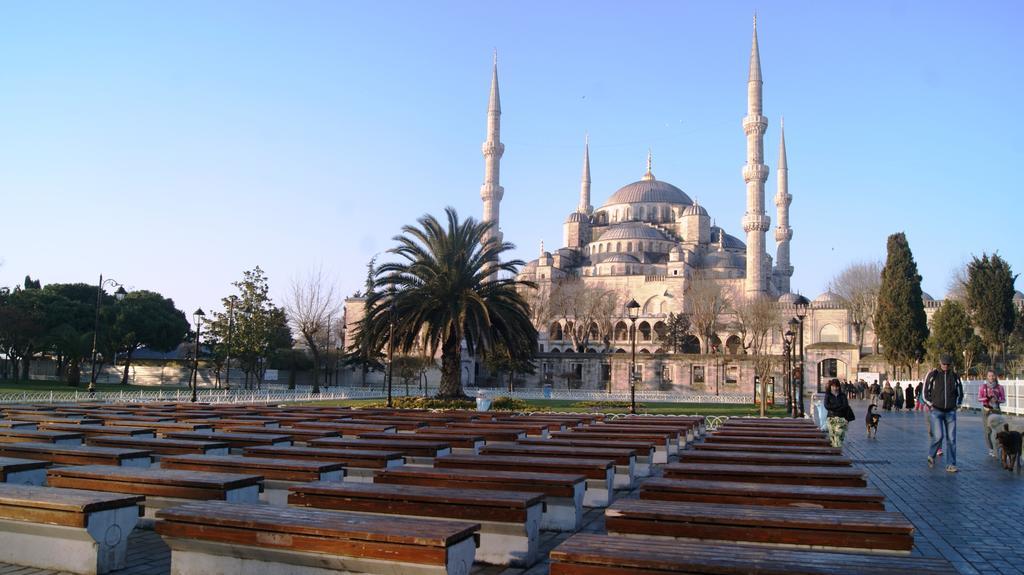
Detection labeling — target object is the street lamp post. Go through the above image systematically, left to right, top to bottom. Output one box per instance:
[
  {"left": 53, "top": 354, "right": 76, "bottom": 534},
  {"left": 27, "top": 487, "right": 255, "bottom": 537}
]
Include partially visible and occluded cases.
[
  {"left": 88, "top": 275, "right": 127, "bottom": 394},
  {"left": 225, "top": 296, "right": 236, "bottom": 390},
  {"left": 793, "top": 296, "right": 810, "bottom": 417},
  {"left": 386, "top": 298, "right": 395, "bottom": 408},
  {"left": 626, "top": 298, "right": 640, "bottom": 415},
  {"left": 191, "top": 308, "right": 205, "bottom": 403},
  {"left": 785, "top": 322, "right": 797, "bottom": 418}
]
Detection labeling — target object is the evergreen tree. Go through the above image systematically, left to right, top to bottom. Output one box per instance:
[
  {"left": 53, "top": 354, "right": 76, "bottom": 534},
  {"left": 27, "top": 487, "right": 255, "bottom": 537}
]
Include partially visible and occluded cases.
[
  {"left": 874, "top": 233, "right": 928, "bottom": 376},
  {"left": 965, "top": 253, "right": 1017, "bottom": 368},
  {"left": 925, "top": 300, "right": 974, "bottom": 371}
]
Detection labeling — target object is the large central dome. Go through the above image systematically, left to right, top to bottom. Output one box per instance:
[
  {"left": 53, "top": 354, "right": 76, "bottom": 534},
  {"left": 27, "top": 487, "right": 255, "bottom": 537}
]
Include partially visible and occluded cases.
[{"left": 604, "top": 178, "right": 692, "bottom": 206}]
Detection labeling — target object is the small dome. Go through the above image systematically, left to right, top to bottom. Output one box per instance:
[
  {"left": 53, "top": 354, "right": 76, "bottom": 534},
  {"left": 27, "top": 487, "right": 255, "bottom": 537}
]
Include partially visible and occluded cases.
[
  {"left": 603, "top": 179, "right": 692, "bottom": 206},
  {"left": 683, "top": 203, "right": 708, "bottom": 217},
  {"left": 565, "top": 211, "right": 588, "bottom": 224},
  {"left": 598, "top": 222, "right": 670, "bottom": 242},
  {"left": 710, "top": 227, "right": 746, "bottom": 250},
  {"left": 670, "top": 245, "right": 683, "bottom": 254},
  {"left": 704, "top": 251, "right": 742, "bottom": 269},
  {"left": 602, "top": 254, "right": 640, "bottom": 264},
  {"left": 1014, "top": 290, "right": 1024, "bottom": 301},
  {"left": 814, "top": 291, "right": 842, "bottom": 303},
  {"left": 778, "top": 292, "right": 801, "bottom": 304},
  {"left": 921, "top": 292, "right": 934, "bottom": 301}
]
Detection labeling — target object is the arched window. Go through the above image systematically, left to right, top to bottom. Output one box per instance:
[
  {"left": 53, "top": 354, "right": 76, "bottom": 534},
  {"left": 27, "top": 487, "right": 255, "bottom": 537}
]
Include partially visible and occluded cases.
[
  {"left": 637, "top": 206, "right": 645, "bottom": 220},
  {"left": 625, "top": 207, "right": 631, "bottom": 220},
  {"left": 638, "top": 241, "right": 645, "bottom": 252},
  {"left": 616, "top": 242, "right": 622, "bottom": 252},
  {"left": 627, "top": 242, "right": 633, "bottom": 252},
  {"left": 659, "top": 301, "right": 667, "bottom": 314},
  {"left": 614, "top": 321, "right": 629, "bottom": 341},
  {"left": 639, "top": 321, "right": 652, "bottom": 341},
  {"left": 654, "top": 321, "right": 667, "bottom": 340},
  {"left": 589, "top": 322, "right": 600, "bottom": 340},
  {"left": 549, "top": 323, "right": 563, "bottom": 340},
  {"left": 819, "top": 324, "right": 842, "bottom": 342},
  {"left": 726, "top": 335, "right": 742, "bottom": 354}
]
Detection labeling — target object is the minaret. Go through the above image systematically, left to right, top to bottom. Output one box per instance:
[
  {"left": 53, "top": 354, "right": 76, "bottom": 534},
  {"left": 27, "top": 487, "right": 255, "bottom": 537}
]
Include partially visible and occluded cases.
[
  {"left": 741, "top": 14, "right": 770, "bottom": 296},
  {"left": 481, "top": 51, "right": 505, "bottom": 252},
  {"left": 774, "top": 117, "right": 793, "bottom": 292},
  {"left": 578, "top": 134, "right": 592, "bottom": 214}
]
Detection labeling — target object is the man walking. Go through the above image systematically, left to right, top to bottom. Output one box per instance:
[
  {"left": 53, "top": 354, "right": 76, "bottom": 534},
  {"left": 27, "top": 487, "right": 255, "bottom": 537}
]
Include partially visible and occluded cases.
[
  {"left": 924, "top": 354, "right": 964, "bottom": 472},
  {"left": 978, "top": 370, "right": 1005, "bottom": 457}
]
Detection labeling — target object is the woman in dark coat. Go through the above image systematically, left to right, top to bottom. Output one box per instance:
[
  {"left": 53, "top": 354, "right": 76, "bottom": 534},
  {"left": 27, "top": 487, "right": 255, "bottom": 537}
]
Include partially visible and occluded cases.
[
  {"left": 824, "top": 378, "right": 851, "bottom": 448},
  {"left": 881, "top": 382, "right": 894, "bottom": 411},
  {"left": 905, "top": 382, "right": 915, "bottom": 410},
  {"left": 894, "top": 383, "right": 905, "bottom": 411}
]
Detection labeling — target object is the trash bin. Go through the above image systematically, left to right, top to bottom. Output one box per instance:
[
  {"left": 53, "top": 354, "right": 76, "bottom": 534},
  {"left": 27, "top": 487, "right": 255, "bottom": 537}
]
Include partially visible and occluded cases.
[
  {"left": 542, "top": 384, "right": 552, "bottom": 399},
  {"left": 475, "top": 390, "right": 492, "bottom": 412}
]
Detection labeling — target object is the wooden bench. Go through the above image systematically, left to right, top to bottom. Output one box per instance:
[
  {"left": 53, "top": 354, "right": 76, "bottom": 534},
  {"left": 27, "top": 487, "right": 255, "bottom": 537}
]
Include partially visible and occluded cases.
[
  {"left": 5, "top": 413, "right": 103, "bottom": 426},
  {"left": 342, "top": 417, "right": 428, "bottom": 431},
  {"left": 182, "top": 418, "right": 280, "bottom": 430},
  {"left": 601, "top": 418, "right": 702, "bottom": 441},
  {"left": 0, "top": 420, "right": 37, "bottom": 430},
  {"left": 103, "top": 420, "right": 213, "bottom": 435},
  {"left": 289, "top": 421, "right": 398, "bottom": 436},
  {"left": 447, "top": 421, "right": 554, "bottom": 438},
  {"left": 39, "top": 423, "right": 156, "bottom": 439},
  {"left": 227, "top": 425, "right": 339, "bottom": 444},
  {"left": 583, "top": 425, "right": 685, "bottom": 451},
  {"left": 419, "top": 426, "right": 525, "bottom": 442},
  {"left": 0, "top": 428, "right": 84, "bottom": 446},
  {"left": 714, "top": 428, "right": 827, "bottom": 439},
  {"left": 163, "top": 430, "right": 293, "bottom": 451},
  {"left": 554, "top": 430, "right": 672, "bottom": 463},
  {"left": 361, "top": 431, "right": 484, "bottom": 454},
  {"left": 704, "top": 434, "right": 831, "bottom": 447},
  {"left": 85, "top": 435, "right": 229, "bottom": 457},
  {"left": 308, "top": 437, "right": 451, "bottom": 464},
  {"left": 517, "top": 437, "right": 656, "bottom": 476},
  {"left": 694, "top": 441, "right": 842, "bottom": 456},
  {"left": 0, "top": 442, "right": 152, "bottom": 467},
  {"left": 480, "top": 444, "right": 636, "bottom": 488},
  {"left": 244, "top": 445, "right": 404, "bottom": 481},
  {"left": 678, "top": 450, "right": 852, "bottom": 467},
  {"left": 162, "top": 454, "right": 345, "bottom": 505},
  {"left": 435, "top": 454, "right": 614, "bottom": 507},
  {"left": 0, "top": 457, "right": 49, "bottom": 485},
  {"left": 664, "top": 463, "right": 867, "bottom": 487},
  {"left": 47, "top": 464, "right": 262, "bottom": 523},
  {"left": 374, "top": 467, "right": 585, "bottom": 531},
  {"left": 640, "top": 478, "right": 886, "bottom": 510},
  {"left": 290, "top": 481, "right": 543, "bottom": 566},
  {"left": 0, "top": 483, "right": 143, "bottom": 574},
  {"left": 605, "top": 499, "right": 915, "bottom": 553},
  {"left": 155, "top": 500, "right": 479, "bottom": 575},
  {"left": 549, "top": 533, "right": 958, "bottom": 575}
]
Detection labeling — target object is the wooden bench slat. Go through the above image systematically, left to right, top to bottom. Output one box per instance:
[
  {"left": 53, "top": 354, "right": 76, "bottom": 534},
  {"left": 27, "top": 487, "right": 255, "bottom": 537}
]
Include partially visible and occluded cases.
[
  {"left": 679, "top": 450, "right": 851, "bottom": 467},
  {"left": 162, "top": 454, "right": 345, "bottom": 482},
  {"left": 374, "top": 468, "right": 585, "bottom": 498},
  {"left": 640, "top": 478, "right": 886, "bottom": 510}
]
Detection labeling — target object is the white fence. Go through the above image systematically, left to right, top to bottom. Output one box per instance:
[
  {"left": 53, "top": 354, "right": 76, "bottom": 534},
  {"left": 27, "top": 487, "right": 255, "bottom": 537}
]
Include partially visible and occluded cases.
[
  {"left": 893, "top": 379, "right": 1024, "bottom": 415},
  {"left": 468, "top": 387, "right": 750, "bottom": 404}
]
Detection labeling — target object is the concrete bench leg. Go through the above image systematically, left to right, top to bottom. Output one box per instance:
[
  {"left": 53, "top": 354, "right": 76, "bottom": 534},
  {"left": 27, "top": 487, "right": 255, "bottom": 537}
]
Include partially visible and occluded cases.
[
  {"left": 652, "top": 446, "right": 668, "bottom": 464},
  {"left": 612, "top": 459, "right": 636, "bottom": 489},
  {"left": 4, "top": 468, "right": 46, "bottom": 486},
  {"left": 583, "top": 469, "right": 615, "bottom": 507},
  {"left": 540, "top": 484, "right": 584, "bottom": 532},
  {"left": 475, "top": 503, "right": 542, "bottom": 567},
  {"left": 0, "top": 506, "right": 138, "bottom": 575}
]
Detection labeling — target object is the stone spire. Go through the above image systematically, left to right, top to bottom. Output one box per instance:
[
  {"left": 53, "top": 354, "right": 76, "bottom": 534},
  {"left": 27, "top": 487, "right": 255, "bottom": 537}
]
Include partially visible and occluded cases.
[
  {"left": 741, "top": 14, "right": 770, "bottom": 296},
  {"left": 481, "top": 51, "right": 505, "bottom": 252},
  {"left": 774, "top": 117, "right": 793, "bottom": 292},
  {"left": 578, "top": 133, "right": 592, "bottom": 214}
]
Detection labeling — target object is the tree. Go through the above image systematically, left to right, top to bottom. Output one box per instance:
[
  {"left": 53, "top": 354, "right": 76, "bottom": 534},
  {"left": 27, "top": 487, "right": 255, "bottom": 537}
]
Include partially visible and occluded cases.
[
  {"left": 355, "top": 207, "right": 537, "bottom": 398},
  {"left": 875, "top": 233, "right": 929, "bottom": 377},
  {"left": 965, "top": 253, "right": 1017, "bottom": 369},
  {"left": 829, "top": 260, "right": 882, "bottom": 353},
  {"left": 286, "top": 267, "right": 339, "bottom": 394},
  {"left": 686, "top": 274, "right": 729, "bottom": 354},
  {"left": 545, "top": 279, "right": 619, "bottom": 352},
  {"left": 38, "top": 284, "right": 95, "bottom": 386},
  {"left": 0, "top": 287, "right": 48, "bottom": 380},
  {"left": 111, "top": 290, "right": 189, "bottom": 385},
  {"left": 732, "top": 295, "right": 782, "bottom": 416},
  {"left": 925, "top": 300, "right": 975, "bottom": 373},
  {"left": 1007, "top": 306, "right": 1024, "bottom": 378},
  {"left": 659, "top": 312, "right": 692, "bottom": 353},
  {"left": 481, "top": 340, "right": 535, "bottom": 392},
  {"left": 269, "top": 348, "right": 314, "bottom": 390},
  {"left": 393, "top": 354, "right": 435, "bottom": 396}
]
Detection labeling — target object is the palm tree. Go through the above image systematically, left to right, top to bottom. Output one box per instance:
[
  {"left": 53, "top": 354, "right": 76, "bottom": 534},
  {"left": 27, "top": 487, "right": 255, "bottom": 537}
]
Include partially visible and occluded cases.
[{"left": 355, "top": 207, "right": 537, "bottom": 398}]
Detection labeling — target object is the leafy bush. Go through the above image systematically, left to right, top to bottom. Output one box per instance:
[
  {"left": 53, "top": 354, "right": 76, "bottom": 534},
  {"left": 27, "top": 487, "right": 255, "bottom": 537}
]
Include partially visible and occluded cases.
[
  {"left": 365, "top": 397, "right": 475, "bottom": 410},
  {"left": 490, "top": 397, "right": 529, "bottom": 411}
]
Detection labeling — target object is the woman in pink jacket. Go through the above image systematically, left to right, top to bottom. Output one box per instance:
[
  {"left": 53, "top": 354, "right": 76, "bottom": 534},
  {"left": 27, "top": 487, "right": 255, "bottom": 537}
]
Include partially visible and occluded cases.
[{"left": 978, "top": 370, "right": 1006, "bottom": 457}]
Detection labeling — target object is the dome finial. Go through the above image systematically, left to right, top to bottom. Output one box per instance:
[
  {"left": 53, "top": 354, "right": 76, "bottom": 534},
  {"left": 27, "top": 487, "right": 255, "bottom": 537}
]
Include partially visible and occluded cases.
[
  {"left": 642, "top": 149, "right": 655, "bottom": 181},
  {"left": 539, "top": 239, "right": 545, "bottom": 256}
]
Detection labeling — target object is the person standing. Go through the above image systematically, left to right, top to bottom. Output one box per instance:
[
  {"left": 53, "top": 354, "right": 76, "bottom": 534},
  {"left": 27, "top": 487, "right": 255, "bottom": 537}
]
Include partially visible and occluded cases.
[
  {"left": 924, "top": 354, "right": 964, "bottom": 472},
  {"left": 978, "top": 370, "right": 1005, "bottom": 457},
  {"left": 824, "top": 378, "right": 852, "bottom": 448},
  {"left": 915, "top": 381, "right": 925, "bottom": 411},
  {"left": 881, "top": 382, "right": 894, "bottom": 411},
  {"left": 905, "top": 382, "right": 915, "bottom": 410},
  {"left": 894, "top": 383, "right": 905, "bottom": 411}
]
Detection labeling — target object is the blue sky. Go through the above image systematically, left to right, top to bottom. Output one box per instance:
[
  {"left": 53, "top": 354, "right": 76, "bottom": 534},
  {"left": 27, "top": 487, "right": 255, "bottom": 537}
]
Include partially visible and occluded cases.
[{"left": 1, "top": 1, "right": 1020, "bottom": 318}]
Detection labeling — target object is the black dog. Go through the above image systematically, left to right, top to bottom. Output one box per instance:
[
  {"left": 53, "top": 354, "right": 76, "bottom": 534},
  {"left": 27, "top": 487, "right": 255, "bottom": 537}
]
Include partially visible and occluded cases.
[
  {"left": 866, "top": 404, "right": 881, "bottom": 438},
  {"left": 996, "top": 424, "right": 1022, "bottom": 472}
]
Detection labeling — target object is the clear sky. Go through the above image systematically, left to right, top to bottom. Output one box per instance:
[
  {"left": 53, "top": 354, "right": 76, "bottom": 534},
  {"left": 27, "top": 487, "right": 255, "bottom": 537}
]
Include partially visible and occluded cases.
[{"left": 1, "top": 1, "right": 1021, "bottom": 319}]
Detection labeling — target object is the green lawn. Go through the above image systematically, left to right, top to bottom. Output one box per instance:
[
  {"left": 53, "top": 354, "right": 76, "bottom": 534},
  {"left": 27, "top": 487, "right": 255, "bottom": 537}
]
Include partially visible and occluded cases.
[
  {"left": 0, "top": 380, "right": 188, "bottom": 394},
  {"left": 293, "top": 397, "right": 790, "bottom": 417}
]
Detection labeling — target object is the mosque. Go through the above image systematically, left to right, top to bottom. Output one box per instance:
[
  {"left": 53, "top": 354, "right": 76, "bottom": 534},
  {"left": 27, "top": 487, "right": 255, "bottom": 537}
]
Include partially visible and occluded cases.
[{"left": 344, "top": 18, "right": 957, "bottom": 397}]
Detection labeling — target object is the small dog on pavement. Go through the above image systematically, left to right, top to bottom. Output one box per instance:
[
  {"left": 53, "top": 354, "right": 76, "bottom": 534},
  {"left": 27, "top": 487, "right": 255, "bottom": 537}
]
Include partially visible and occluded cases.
[
  {"left": 866, "top": 404, "right": 881, "bottom": 439},
  {"left": 996, "top": 424, "right": 1022, "bottom": 472}
]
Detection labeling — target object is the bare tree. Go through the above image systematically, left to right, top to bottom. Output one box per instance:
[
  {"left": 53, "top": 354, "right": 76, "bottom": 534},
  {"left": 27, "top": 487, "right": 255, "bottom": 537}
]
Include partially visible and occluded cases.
[
  {"left": 946, "top": 260, "right": 969, "bottom": 302},
  {"left": 828, "top": 261, "right": 882, "bottom": 353},
  {"left": 285, "top": 267, "right": 339, "bottom": 391},
  {"left": 686, "top": 274, "right": 729, "bottom": 354},
  {"left": 545, "top": 279, "right": 619, "bottom": 352},
  {"left": 732, "top": 295, "right": 782, "bottom": 416}
]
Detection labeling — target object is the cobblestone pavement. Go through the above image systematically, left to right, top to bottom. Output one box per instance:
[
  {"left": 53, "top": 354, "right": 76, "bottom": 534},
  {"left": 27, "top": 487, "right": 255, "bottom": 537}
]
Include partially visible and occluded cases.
[{"left": 1, "top": 405, "right": 1020, "bottom": 574}]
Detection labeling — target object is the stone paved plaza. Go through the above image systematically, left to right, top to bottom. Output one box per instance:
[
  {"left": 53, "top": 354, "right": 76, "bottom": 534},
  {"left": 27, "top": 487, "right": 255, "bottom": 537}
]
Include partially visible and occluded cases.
[{"left": 0, "top": 403, "right": 1020, "bottom": 575}]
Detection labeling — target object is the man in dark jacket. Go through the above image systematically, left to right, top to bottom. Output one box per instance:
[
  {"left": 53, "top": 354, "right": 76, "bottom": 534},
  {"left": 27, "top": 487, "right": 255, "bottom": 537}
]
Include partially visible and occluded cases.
[{"left": 924, "top": 354, "right": 964, "bottom": 472}]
